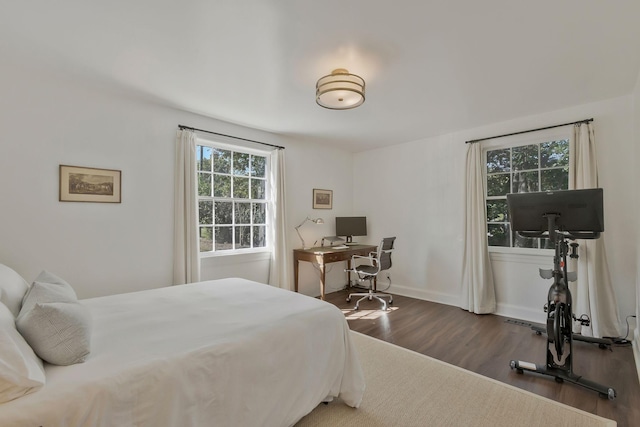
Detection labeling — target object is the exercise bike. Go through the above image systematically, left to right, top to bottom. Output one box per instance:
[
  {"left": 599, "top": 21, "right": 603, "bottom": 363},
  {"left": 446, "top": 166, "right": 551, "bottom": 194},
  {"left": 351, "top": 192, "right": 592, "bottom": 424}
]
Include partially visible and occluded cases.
[{"left": 506, "top": 189, "right": 616, "bottom": 400}]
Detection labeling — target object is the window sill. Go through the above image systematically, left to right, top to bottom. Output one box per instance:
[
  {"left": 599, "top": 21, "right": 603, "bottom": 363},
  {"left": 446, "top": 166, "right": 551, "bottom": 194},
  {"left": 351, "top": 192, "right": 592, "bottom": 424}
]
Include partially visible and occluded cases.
[
  {"left": 489, "top": 246, "right": 553, "bottom": 264},
  {"left": 200, "top": 249, "right": 272, "bottom": 264}
]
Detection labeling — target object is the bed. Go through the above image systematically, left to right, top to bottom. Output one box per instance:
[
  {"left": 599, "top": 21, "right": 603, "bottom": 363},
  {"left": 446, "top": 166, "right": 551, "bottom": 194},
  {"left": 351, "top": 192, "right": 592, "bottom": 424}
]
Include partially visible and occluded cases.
[{"left": 0, "top": 267, "right": 365, "bottom": 427}]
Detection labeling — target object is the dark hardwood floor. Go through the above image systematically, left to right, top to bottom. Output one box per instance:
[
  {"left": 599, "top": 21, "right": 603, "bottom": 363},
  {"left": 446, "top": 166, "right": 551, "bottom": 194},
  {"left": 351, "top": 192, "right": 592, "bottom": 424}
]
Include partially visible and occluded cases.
[{"left": 324, "top": 289, "right": 640, "bottom": 427}]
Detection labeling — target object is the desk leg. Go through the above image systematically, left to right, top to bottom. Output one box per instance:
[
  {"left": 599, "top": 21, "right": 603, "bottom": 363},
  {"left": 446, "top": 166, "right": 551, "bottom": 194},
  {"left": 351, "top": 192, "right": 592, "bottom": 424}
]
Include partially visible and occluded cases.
[
  {"left": 294, "top": 259, "right": 299, "bottom": 293},
  {"left": 346, "top": 259, "right": 353, "bottom": 288},
  {"left": 319, "top": 263, "right": 326, "bottom": 300}
]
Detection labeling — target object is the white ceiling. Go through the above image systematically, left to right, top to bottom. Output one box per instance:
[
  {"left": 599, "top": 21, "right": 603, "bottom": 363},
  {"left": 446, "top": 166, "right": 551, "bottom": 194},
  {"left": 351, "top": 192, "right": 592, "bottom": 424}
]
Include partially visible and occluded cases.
[{"left": 2, "top": 1, "right": 640, "bottom": 152}]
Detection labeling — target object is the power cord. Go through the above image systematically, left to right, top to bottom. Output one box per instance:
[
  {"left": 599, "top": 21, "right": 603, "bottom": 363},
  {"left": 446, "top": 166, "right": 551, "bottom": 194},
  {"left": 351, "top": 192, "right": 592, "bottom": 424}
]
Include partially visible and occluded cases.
[{"left": 606, "top": 315, "right": 636, "bottom": 346}]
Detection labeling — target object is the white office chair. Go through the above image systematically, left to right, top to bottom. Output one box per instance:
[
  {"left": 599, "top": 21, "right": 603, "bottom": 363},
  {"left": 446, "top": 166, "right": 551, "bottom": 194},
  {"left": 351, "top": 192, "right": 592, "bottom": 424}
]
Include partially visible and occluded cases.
[{"left": 346, "top": 237, "right": 395, "bottom": 310}]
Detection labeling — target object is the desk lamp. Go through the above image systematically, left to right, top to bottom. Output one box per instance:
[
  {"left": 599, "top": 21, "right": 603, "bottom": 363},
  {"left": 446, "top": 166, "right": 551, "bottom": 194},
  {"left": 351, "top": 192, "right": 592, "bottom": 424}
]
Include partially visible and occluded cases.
[{"left": 295, "top": 217, "right": 324, "bottom": 249}]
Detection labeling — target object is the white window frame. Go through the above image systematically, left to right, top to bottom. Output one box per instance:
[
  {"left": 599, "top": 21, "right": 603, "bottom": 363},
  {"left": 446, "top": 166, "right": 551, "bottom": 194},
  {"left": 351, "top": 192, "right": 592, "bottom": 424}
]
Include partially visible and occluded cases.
[
  {"left": 483, "top": 128, "right": 571, "bottom": 255},
  {"left": 196, "top": 138, "right": 272, "bottom": 258}
]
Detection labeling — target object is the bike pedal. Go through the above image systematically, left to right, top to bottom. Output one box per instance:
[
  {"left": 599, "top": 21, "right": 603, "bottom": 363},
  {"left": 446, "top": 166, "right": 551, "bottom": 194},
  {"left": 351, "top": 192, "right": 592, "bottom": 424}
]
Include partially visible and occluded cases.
[{"left": 576, "top": 313, "right": 591, "bottom": 326}]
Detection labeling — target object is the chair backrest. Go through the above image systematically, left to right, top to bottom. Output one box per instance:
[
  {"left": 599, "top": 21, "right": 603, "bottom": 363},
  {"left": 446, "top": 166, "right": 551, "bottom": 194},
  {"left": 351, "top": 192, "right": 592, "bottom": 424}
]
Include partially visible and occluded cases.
[{"left": 376, "top": 237, "right": 396, "bottom": 272}]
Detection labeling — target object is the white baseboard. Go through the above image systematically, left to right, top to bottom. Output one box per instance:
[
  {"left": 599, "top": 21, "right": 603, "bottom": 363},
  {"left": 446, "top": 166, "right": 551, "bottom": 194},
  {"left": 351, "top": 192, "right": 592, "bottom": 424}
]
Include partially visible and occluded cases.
[
  {"left": 389, "top": 284, "right": 461, "bottom": 308},
  {"left": 390, "top": 285, "right": 544, "bottom": 323},
  {"left": 495, "top": 303, "right": 545, "bottom": 324}
]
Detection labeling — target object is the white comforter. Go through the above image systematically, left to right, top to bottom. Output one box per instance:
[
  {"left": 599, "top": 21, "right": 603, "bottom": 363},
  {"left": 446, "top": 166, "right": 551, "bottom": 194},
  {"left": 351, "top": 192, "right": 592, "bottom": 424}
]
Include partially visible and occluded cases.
[{"left": 0, "top": 278, "right": 365, "bottom": 426}]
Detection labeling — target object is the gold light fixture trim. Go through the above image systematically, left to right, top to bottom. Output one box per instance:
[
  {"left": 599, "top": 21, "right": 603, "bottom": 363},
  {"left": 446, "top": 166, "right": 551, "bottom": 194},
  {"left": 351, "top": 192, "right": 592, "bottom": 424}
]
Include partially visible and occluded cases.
[{"left": 316, "top": 68, "right": 365, "bottom": 110}]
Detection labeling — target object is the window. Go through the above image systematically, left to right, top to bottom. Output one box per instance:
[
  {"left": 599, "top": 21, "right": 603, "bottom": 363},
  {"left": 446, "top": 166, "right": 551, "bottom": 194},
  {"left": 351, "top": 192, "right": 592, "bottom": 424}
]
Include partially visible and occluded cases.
[
  {"left": 486, "top": 138, "right": 570, "bottom": 249},
  {"left": 196, "top": 143, "right": 270, "bottom": 254}
]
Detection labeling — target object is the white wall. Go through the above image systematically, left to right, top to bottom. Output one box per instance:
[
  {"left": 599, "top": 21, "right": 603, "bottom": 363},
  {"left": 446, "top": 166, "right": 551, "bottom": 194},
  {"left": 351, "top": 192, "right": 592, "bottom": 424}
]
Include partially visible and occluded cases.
[
  {"left": 0, "top": 60, "right": 354, "bottom": 299},
  {"left": 354, "top": 96, "right": 637, "bottom": 326}
]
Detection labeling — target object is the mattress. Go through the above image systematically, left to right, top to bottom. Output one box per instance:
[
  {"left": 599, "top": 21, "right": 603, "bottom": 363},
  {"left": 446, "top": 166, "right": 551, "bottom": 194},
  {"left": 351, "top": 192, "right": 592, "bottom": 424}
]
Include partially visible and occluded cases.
[{"left": 0, "top": 278, "right": 365, "bottom": 426}]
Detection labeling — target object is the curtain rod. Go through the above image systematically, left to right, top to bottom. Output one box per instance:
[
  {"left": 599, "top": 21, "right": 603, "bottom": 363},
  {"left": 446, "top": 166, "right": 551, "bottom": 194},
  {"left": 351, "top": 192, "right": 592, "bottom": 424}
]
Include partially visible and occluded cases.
[
  {"left": 465, "top": 118, "right": 593, "bottom": 144},
  {"left": 178, "top": 125, "right": 285, "bottom": 150}
]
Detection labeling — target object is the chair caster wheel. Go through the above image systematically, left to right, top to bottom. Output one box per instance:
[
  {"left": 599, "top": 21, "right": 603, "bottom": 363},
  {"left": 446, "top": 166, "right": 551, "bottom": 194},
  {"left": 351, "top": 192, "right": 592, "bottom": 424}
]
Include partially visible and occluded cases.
[
  {"left": 346, "top": 297, "right": 351, "bottom": 302},
  {"left": 388, "top": 300, "right": 393, "bottom": 305},
  {"left": 354, "top": 305, "right": 359, "bottom": 310},
  {"left": 535, "top": 331, "right": 542, "bottom": 335},
  {"left": 598, "top": 343, "right": 607, "bottom": 349},
  {"left": 555, "top": 377, "right": 564, "bottom": 383}
]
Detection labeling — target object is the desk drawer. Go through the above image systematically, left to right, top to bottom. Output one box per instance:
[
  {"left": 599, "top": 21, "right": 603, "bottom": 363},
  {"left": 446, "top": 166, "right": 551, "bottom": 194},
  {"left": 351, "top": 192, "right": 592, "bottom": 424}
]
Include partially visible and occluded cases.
[{"left": 323, "top": 253, "right": 345, "bottom": 263}]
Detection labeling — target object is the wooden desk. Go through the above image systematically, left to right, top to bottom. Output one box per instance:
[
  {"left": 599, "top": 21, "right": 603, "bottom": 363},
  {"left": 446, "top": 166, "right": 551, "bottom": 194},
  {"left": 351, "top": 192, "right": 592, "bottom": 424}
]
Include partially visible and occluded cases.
[{"left": 293, "top": 244, "right": 377, "bottom": 300}]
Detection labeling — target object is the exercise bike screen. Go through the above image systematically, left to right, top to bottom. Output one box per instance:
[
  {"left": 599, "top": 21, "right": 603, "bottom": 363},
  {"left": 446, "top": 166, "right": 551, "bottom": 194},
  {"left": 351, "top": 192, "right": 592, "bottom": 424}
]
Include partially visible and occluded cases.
[{"left": 506, "top": 188, "right": 604, "bottom": 234}]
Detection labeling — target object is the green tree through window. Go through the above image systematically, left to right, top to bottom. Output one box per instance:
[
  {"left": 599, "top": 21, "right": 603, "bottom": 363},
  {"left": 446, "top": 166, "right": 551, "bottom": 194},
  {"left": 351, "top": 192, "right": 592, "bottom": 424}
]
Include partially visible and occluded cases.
[
  {"left": 486, "top": 139, "right": 569, "bottom": 249},
  {"left": 197, "top": 144, "right": 269, "bottom": 253}
]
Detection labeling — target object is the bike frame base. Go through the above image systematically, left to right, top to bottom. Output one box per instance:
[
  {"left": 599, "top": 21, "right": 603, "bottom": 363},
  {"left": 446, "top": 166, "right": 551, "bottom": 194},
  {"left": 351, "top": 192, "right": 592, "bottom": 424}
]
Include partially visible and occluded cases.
[
  {"left": 530, "top": 324, "right": 612, "bottom": 349},
  {"left": 509, "top": 360, "right": 616, "bottom": 400}
]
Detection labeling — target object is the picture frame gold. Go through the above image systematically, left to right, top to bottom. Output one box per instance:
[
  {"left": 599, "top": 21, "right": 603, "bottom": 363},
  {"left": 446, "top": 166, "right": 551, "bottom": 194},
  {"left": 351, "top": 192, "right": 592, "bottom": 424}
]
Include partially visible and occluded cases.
[
  {"left": 59, "top": 165, "right": 121, "bottom": 203},
  {"left": 313, "top": 188, "right": 332, "bottom": 209}
]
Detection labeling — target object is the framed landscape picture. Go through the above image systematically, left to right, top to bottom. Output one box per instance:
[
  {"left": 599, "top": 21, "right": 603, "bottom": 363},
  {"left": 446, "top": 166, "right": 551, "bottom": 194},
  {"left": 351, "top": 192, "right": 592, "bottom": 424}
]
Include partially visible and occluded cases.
[
  {"left": 59, "top": 165, "right": 121, "bottom": 203},
  {"left": 313, "top": 188, "right": 332, "bottom": 209}
]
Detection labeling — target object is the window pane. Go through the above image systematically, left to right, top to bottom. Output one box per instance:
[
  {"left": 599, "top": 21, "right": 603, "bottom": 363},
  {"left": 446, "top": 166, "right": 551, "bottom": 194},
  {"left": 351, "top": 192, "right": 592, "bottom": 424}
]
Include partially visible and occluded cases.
[
  {"left": 541, "top": 140, "right": 569, "bottom": 168},
  {"left": 512, "top": 145, "right": 538, "bottom": 171},
  {"left": 197, "top": 146, "right": 212, "bottom": 171},
  {"left": 213, "top": 149, "right": 231, "bottom": 173},
  {"left": 486, "top": 149, "right": 510, "bottom": 173},
  {"left": 233, "top": 152, "right": 250, "bottom": 176},
  {"left": 251, "top": 155, "right": 266, "bottom": 178},
  {"left": 541, "top": 168, "right": 569, "bottom": 191},
  {"left": 512, "top": 171, "right": 539, "bottom": 193},
  {"left": 198, "top": 173, "right": 212, "bottom": 196},
  {"left": 213, "top": 174, "right": 231, "bottom": 198},
  {"left": 487, "top": 174, "right": 510, "bottom": 197},
  {"left": 233, "top": 177, "right": 249, "bottom": 198},
  {"left": 251, "top": 178, "right": 265, "bottom": 199},
  {"left": 199, "top": 200, "right": 213, "bottom": 225},
  {"left": 486, "top": 200, "right": 508, "bottom": 222},
  {"left": 214, "top": 201, "right": 232, "bottom": 224},
  {"left": 235, "top": 202, "right": 251, "bottom": 224},
  {"left": 253, "top": 203, "right": 266, "bottom": 224},
  {"left": 488, "top": 224, "right": 510, "bottom": 247},
  {"left": 215, "top": 226, "right": 232, "bottom": 251},
  {"left": 235, "top": 226, "right": 251, "bottom": 249},
  {"left": 253, "top": 226, "right": 266, "bottom": 247},
  {"left": 199, "top": 227, "right": 213, "bottom": 252},
  {"left": 513, "top": 233, "right": 538, "bottom": 248},
  {"left": 541, "top": 238, "right": 554, "bottom": 249}
]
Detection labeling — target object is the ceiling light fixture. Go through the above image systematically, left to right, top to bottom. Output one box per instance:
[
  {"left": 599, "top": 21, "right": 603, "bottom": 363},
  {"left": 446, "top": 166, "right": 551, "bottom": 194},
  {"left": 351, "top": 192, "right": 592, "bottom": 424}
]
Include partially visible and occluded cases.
[{"left": 316, "top": 68, "right": 365, "bottom": 110}]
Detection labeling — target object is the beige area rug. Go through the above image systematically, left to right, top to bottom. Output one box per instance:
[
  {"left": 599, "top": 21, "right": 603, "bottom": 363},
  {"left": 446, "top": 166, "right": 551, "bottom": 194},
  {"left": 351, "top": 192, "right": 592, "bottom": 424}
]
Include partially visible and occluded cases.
[{"left": 296, "top": 332, "right": 616, "bottom": 427}]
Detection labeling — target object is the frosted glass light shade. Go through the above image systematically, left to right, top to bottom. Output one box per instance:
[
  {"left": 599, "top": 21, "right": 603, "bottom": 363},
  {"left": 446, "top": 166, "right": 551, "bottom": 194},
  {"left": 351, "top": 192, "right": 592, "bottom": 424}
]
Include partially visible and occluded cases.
[{"left": 316, "top": 69, "right": 365, "bottom": 110}]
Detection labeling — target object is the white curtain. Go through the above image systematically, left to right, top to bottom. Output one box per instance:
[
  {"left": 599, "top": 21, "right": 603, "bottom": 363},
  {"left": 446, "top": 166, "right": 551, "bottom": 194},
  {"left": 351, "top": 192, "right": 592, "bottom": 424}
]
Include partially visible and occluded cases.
[
  {"left": 568, "top": 123, "right": 621, "bottom": 338},
  {"left": 173, "top": 129, "right": 201, "bottom": 285},
  {"left": 460, "top": 142, "right": 497, "bottom": 313},
  {"left": 268, "top": 149, "right": 291, "bottom": 289}
]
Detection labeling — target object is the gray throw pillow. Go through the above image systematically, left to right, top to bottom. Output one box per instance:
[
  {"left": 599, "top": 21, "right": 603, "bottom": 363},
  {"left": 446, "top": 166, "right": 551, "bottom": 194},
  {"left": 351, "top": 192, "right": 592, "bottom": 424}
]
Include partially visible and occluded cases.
[
  {"left": 33, "top": 270, "right": 77, "bottom": 298},
  {"left": 16, "top": 273, "right": 91, "bottom": 366},
  {"left": 20, "top": 280, "right": 77, "bottom": 314},
  {"left": 16, "top": 301, "right": 92, "bottom": 365}
]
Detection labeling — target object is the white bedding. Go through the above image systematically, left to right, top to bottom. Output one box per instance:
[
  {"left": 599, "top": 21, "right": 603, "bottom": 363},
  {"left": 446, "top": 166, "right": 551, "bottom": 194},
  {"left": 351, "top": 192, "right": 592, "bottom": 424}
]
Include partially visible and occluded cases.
[{"left": 0, "top": 278, "right": 365, "bottom": 426}]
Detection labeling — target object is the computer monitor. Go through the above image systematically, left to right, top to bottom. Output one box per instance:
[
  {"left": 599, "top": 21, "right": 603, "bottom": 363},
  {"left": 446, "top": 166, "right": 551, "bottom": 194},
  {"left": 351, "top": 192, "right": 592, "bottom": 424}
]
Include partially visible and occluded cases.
[
  {"left": 506, "top": 188, "right": 604, "bottom": 240},
  {"left": 335, "top": 216, "right": 367, "bottom": 243}
]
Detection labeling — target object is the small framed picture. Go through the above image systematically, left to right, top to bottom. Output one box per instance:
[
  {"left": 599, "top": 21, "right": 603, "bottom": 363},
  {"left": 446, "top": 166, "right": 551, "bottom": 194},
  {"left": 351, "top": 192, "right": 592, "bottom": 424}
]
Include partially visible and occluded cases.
[
  {"left": 59, "top": 165, "right": 121, "bottom": 203},
  {"left": 313, "top": 188, "right": 332, "bottom": 209}
]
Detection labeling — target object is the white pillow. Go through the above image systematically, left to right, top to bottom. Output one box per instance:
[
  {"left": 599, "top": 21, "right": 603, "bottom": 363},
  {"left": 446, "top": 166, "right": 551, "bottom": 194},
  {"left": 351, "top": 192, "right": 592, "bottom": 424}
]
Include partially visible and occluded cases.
[
  {"left": 0, "top": 264, "right": 29, "bottom": 317},
  {"left": 16, "top": 301, "right": 92, "bottom": 366},
  {"left": 0, "top": 302, "right": 45, "bottom": 403}
]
